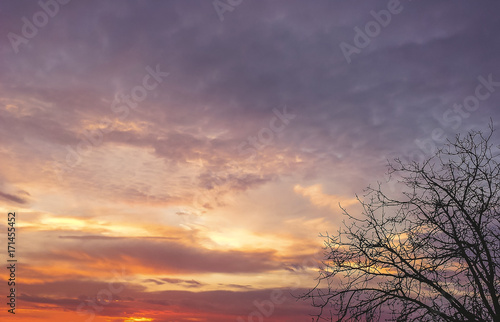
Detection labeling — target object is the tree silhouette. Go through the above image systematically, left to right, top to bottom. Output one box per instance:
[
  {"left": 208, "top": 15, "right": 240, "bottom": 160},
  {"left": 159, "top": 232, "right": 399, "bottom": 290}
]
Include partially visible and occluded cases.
[{"left": 303, "top": 127, "right": 500, "bottom": 321}]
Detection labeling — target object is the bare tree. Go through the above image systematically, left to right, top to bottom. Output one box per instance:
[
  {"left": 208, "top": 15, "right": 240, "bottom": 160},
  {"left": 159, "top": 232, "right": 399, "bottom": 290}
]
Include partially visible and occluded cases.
[{"left": 302, "top": 127, "right": 500, "bottom": 321}]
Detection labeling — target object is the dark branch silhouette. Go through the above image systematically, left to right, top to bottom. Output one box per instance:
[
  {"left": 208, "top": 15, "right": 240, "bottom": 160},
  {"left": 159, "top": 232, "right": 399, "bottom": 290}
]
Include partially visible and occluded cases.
[{"left": 302, "top": 126, "right": 500, "bottom": 321}]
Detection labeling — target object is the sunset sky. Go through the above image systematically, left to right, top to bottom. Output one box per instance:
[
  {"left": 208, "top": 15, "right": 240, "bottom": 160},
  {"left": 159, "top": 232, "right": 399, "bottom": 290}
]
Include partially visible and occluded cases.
[{"left": 1, "top": 1, "right": 500, "bottom": 321}]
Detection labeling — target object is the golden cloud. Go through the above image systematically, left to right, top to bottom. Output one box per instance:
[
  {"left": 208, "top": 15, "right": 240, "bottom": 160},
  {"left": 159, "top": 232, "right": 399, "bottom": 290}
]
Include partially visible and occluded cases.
[{"left": 293, "top": 184, "right": 358, "bottom": 210}]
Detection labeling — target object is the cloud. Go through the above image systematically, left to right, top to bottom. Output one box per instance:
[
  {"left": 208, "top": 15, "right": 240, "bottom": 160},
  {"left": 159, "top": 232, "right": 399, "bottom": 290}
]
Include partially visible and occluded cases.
[
  {"left": 1, "top": 1, "right": 500, "bottom": 321},
  {"left": 294, "top": 184, "right": 358, "bottom": 210},
  {"left": 0, "top": 189, "right": 29, "bottom": 205},
  {"left": 58, "top": 235, "right": 179, "bottom": 240},
  {"left": 32, "top": 238, "right": 282, "bottom": 274},
  {"left": 143, "top": 278, "right": 204, "bottom": 288},
  {"left": 16, "top": 283, "right": 316, "bottom": 321}
]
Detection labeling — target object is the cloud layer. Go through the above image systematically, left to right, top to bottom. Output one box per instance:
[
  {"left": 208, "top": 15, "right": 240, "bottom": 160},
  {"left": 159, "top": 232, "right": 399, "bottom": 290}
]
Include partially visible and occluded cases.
[{"left": 1, "top": 0, "right": 500, "bottom": 321}]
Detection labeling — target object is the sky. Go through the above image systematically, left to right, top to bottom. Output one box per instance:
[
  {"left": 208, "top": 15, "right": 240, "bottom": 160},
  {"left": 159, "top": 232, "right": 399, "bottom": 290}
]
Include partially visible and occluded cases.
[{"left": 1, "top": 0, "right": 500, "bottom": 321}]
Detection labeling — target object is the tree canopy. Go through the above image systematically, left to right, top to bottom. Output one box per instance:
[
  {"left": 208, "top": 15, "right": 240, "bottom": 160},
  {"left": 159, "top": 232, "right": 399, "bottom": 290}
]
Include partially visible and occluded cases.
[{"left": 303, "top": 127, "right": 500, "bottom": 321}]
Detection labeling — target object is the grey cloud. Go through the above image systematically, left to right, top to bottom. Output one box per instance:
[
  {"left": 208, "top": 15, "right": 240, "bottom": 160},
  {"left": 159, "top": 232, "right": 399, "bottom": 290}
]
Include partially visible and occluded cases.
[{"left": 0, "top": 190, "right": 29, "bottom": 205}]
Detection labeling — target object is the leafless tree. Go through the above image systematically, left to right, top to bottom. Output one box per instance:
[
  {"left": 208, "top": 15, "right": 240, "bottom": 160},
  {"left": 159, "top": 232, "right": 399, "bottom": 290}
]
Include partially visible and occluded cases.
[{"left": 302, "top": 127, "right": 500, "bottom": 321}]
